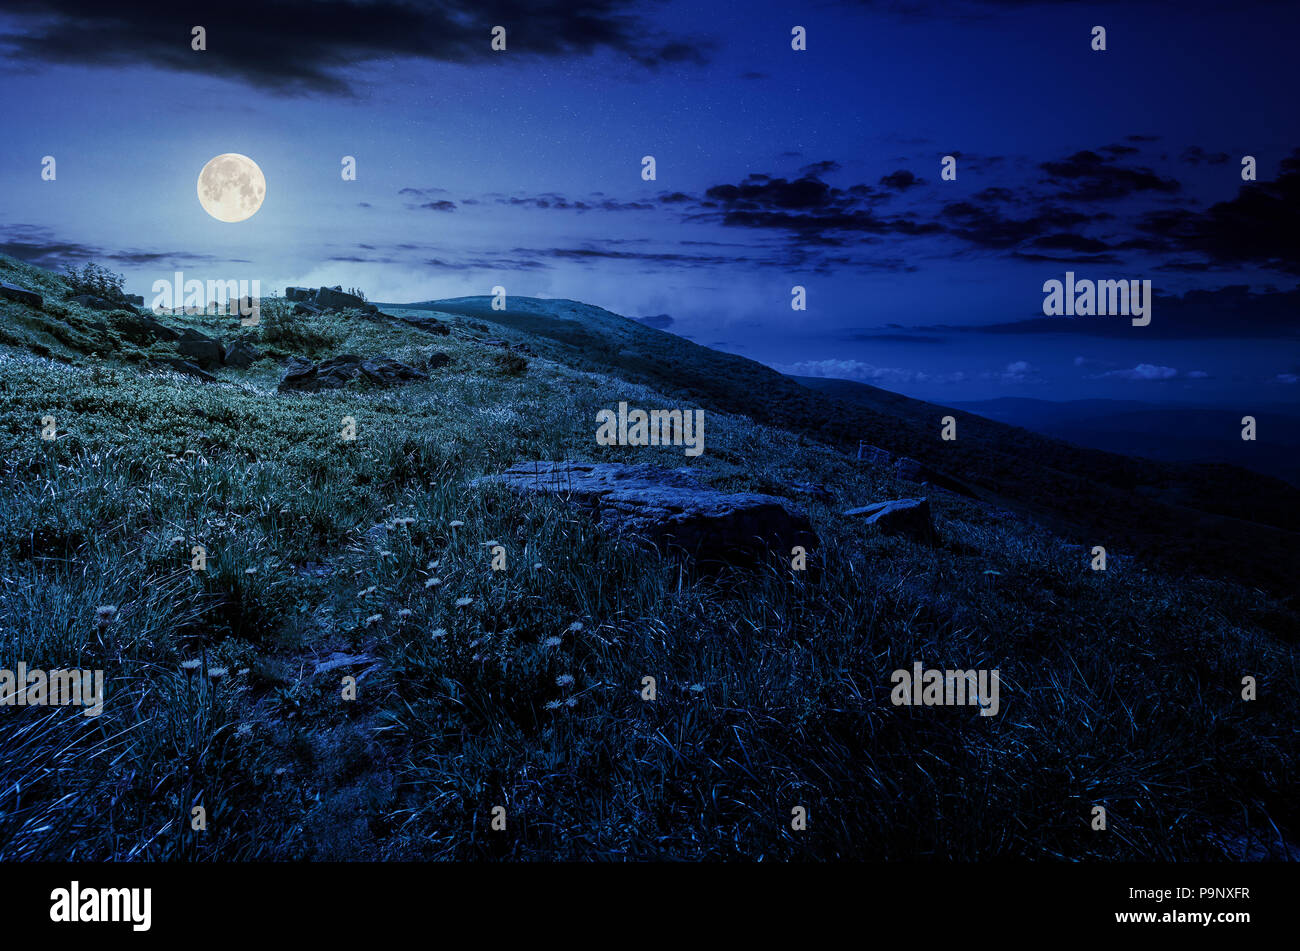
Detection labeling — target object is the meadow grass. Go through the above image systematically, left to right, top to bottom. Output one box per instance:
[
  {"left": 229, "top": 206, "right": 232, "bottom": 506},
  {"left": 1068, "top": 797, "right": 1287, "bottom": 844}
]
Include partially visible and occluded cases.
[{"left": 0, "top": 256, "right": 1295, "bottom": 860}]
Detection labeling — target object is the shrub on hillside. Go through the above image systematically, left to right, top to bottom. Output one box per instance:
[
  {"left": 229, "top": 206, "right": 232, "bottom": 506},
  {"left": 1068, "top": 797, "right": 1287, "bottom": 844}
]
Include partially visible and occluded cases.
[
  {"left": 63, "top": 262, "right": 126, "bottom": 301},
  {"left": 258, "top": 297, "right": 344, "bottom": 352}
]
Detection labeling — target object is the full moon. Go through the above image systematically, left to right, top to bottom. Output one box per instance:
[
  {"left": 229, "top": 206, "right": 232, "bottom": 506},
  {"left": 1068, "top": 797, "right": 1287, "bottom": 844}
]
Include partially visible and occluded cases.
[{"left": 197, "top": 153, "right": 265, "bottom": 223}]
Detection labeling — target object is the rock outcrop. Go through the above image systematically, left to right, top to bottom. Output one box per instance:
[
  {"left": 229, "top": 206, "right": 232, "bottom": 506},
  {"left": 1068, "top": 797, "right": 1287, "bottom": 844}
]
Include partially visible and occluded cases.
[
  {"left": 0, "top": 281, "right": 43, "bottom": 308},
  {"left": 283, "top": 285, "right": 379, "bottom": 314},
  {"left": 113, "top": 311, "right": 180, "bottom": 343},
  {"left": 393, "top": 313, "right": 452, "bottom": 336},
  {"left": 175, "top": 328, "right": 224, "bottom": 367},
  {"left": 222, "top": 339, "right": 262, "bottom": 368},
  {"left": 277, "top": 354, "right": 425, "bottom": 392},
  {"left": 479, "top": 460, "right": 818, "bottom": 561},
  {"left": 844, "top": 498, "right": 935, "bottom": 544}
]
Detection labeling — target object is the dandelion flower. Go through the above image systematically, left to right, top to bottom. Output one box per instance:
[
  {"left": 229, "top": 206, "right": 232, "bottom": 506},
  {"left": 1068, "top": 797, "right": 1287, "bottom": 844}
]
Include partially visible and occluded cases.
[
  {"left": 449, "top": 520, "right": 464, "bottom": 528},
  {"left": 483, "top": 540, "right": 500, "bottom": 547},
  {"left": 426, "top": 560, "right": 440, "bottom": 570},
  {"left": 532, "top": 563, "right": 543, "bottom": 571},
  {"left": 244, "top": 566, "right": 257, "bottom": 576},
  {"left": 425, "top": 577, "right": 442, "bottom": 589},
  {"left": 359, "top": 585, "right": 377, "bottom": 597},
  {"left": 455, "top": 597, "right": 473, "bottom": 608},
  {"left": 397, "top": 608, "right": 413, "bottom": 619},
  {"left": 364, "top": 613, "right": 383, "bottom": 627},
  {"left": 567, "top": 621, "right": 584, "bottom": 633},
  {"left": 430, "top": 628, "right": 447, "bottom": 639},
  {"left": 543, "top": 636, "right": 562, "bottom": 648},
  {"left": 180, "top": 659, "right": 201, "bottom": 675},
  {"left": 208, "top": 667, "right": 228, "bottom": 681},
  {"left": 555, "top": 674, "right": 574, "bottom": 688},
  {"left": 689, "top": 683, "right": 705, "bottom": 693},
  {"left": 565, "top": 697, "right": 578, "bottom": 708},
  {"left": 543, "top": 700, "right": 562, "bottom": 711}
]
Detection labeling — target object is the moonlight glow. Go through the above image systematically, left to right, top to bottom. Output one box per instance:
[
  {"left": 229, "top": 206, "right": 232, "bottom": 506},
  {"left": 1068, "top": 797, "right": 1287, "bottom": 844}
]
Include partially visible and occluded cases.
[{"left": 197, "top": 153, "right": 265, "bottom": 223}]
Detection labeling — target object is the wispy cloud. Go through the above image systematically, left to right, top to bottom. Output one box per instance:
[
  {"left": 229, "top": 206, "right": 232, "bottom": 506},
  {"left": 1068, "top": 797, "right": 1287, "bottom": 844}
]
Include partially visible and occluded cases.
[{"left": 0, "top": 0, "right": 712, "bottom": 96}]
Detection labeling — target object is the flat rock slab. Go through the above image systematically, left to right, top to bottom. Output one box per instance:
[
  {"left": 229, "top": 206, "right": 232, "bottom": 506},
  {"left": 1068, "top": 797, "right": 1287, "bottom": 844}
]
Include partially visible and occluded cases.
[
  {"left": 0, "top": 281, "right": 43, "bottom": 308},
  {"left": 114, "top": 311, "right": 180, "bottom": 343},
  {"left": 481, "top": 460, "right": 818, "bottom": 560},
  {"left": 845, "top": 497, "right": 935, "bottom": 543}
]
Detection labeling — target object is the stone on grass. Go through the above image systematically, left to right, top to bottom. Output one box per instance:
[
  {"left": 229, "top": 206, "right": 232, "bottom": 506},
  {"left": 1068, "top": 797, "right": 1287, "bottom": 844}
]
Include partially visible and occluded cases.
[
  {"left": 0, "top": 281, "right": 43, "bottom": 308},
  {"left": 479, "top": 460, "right": 818, "bottom": 562},
  {"left": 844, "top": 497, "right": 935, "bottom": 544}
]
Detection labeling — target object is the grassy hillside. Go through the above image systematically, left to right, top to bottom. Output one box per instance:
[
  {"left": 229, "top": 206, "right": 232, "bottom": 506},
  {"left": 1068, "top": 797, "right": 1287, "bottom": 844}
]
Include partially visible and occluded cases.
[
  {"left": 0, "top": 256, "right": 1296, "bottom": 861},
  {"left": 399, "top": 297, "right": 1300, "bottom": 600}
]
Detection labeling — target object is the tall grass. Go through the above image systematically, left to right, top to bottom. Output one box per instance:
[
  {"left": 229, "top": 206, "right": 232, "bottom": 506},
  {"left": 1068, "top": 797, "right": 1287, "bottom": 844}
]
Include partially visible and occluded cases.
[{"left": 0, "top": 256, "right": 1295, "bottom": 860}]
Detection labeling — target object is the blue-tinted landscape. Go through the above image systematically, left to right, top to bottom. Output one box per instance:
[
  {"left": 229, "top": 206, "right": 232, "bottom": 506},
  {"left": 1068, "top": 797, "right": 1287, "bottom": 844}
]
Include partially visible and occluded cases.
[{"left": 0, "top": 0, "right": 1296, "bottom": 866}]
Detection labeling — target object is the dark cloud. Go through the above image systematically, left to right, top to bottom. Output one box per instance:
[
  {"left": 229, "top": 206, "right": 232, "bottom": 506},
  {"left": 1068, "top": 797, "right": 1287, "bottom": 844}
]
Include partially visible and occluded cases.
[
  {"left": 0, "top": 0, "right": 709, "bottom": 96},
  {"left": 413, "top": 143, "right": 1298, "bottom": 277},
  {"left": 1181, "top": 146, "right": 1231, "bottom": 165},
  {"left": 1136, "top": 149, "right": 1300, "bottom": 273},
  {"left": 1039, "top": 150, "right": 1181, "bottom": 202},
  {"left": 800, "top": 160, "right": 842, "bottom": 179},
  {"left": 880, "top": 169, "right": 922, "bottom": 190},
  {"left": 696, "top": 170, "right": 938, "bottom": 243},
  {"left": 973, "top": 186, "right": 1017, "bottom": 204},
  {"left": 398, "top": 188, "right": 457, "bottom": 212},
  {"left": 495, "top": 194, "right": 654, "bottom": 212},
  {"left": 939, "top": 199, "right": 1102, "bottom": 250},
  {"left": 0, "top": 224, "right": 239, "bottom": 270},
  {"left": 635, "top": 313, "right": 674, "bottom": 329}
]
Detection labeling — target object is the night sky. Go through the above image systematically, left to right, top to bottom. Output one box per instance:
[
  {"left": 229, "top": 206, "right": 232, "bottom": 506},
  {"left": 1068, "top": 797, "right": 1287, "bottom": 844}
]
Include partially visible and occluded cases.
[{"left": 2, "top": 0, "right": 1296, "bottom": 404}]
